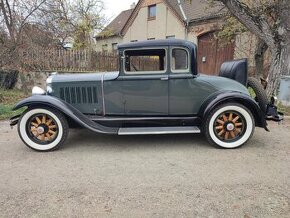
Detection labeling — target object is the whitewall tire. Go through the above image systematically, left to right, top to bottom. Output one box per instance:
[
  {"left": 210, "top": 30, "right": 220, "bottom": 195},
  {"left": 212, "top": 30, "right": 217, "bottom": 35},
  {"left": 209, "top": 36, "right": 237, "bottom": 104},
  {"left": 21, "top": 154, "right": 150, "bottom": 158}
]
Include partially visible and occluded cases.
[
  {"left": 203, "top": 103, "right": 255, "bottom": 149},
  {"left": 18, "top": 107, "right": 69, "bottom": 151}
]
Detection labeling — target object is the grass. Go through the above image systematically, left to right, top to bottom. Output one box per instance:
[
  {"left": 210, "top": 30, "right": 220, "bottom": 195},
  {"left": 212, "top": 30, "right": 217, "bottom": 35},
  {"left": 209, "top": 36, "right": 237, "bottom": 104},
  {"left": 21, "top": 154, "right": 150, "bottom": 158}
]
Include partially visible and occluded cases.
[
  {"left": 0, "top": 89, "right": 28, "bottom": 120},
  {"left": 277, "top": 102, "right": 290, "bottom": 116}
]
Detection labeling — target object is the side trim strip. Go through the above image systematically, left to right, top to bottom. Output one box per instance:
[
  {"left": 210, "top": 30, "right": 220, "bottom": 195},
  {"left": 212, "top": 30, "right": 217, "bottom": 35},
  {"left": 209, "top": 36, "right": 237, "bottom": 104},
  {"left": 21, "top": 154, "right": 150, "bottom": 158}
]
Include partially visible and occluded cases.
[{"left": 101, "top": 73, "right": 106, "bottom": 116}]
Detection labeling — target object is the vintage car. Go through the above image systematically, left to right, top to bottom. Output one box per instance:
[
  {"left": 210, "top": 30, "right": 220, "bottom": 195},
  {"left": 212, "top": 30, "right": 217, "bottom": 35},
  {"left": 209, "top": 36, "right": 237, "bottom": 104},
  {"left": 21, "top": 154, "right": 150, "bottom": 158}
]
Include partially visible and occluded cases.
[{"left": 10, "top": 39, "right": 282, "bottom": 151}]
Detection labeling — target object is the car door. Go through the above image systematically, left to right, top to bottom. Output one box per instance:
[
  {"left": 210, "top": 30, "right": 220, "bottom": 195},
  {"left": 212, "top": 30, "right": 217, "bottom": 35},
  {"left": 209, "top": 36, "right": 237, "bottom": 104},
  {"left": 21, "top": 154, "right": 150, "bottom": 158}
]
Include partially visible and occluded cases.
[
  {"left": 118, "top": 47, "right": 169, "bottom": 116},
  {"left": 169, "top": 47, "right": 211, "bottom": 115}
]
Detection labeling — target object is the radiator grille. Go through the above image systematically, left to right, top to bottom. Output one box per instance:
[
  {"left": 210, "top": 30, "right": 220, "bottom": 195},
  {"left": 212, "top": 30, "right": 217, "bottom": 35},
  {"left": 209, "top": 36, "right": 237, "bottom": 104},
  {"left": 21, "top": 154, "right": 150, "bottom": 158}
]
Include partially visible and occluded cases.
[{"left": 59, "top": 86, "right": 98, "bottom": 104}]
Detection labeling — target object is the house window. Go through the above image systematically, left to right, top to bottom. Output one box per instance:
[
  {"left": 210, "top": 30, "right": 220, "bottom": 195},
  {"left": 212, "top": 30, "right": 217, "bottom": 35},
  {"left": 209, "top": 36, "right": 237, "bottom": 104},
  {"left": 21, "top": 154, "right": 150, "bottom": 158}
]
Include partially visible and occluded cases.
[
  {"left": 148, "top": 5, "right": 156, "bottom": 20},
  {"left": 166, "top": 35, "right": 175, "bottom": 39},
  {"left": 148, "top": 38, "right": 155, "bottom": 40},
  {"left": 112, "top": 43, "right": 118, "bottom": 51},
  {"left": 102, "top": 44, "right": 108, "bottom": 52},
  {"left": 124, "top": 48, "right": 166, "bottom": 74},
  {"left": 171, "top": 48, "right": 189, "bottom": 72}
]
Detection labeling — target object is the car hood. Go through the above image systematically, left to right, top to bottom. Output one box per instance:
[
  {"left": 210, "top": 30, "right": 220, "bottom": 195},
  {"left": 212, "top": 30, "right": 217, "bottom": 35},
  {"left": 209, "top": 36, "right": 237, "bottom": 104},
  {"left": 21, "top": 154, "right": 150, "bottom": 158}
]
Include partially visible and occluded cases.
[
  {"left": 48, "top": 71, "right": 119, "bottom": 83},
  {"left": 198, "top": 74, "right": 249, "bottom": 95}
]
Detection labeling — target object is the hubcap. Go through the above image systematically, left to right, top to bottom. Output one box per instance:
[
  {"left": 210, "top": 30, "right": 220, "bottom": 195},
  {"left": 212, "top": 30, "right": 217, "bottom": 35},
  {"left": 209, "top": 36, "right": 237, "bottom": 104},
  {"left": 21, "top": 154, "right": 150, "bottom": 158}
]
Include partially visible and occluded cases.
[
  {"left": 214, "top": 111, "right": 246, "bottom": 142},
  {"left": 226, "top": 123, "right": 235, "bottom": 131}
]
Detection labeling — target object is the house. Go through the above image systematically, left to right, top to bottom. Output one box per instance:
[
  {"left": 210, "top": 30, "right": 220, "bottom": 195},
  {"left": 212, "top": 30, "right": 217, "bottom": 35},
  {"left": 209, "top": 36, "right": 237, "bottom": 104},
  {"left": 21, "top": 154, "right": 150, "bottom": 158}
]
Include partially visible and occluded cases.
[{"left": 95, "top": 0, "right": 260, "bottom": 75}]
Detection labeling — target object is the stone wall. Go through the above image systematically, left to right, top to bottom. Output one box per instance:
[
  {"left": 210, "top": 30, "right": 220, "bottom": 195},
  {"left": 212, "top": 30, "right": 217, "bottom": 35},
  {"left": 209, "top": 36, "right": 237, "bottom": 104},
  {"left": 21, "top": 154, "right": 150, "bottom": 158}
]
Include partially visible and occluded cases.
[{"left": 15, "top": 71, "right": 50, "bottom": 93}]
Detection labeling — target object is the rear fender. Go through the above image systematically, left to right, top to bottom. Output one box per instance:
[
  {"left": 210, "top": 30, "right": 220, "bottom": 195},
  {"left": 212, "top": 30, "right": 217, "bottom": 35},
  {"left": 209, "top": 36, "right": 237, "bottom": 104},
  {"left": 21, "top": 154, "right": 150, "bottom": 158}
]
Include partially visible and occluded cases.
[
  {"left": 199, "top": 91, "right": 268, "bottom": 130},
  {"left": 13, "top": 95, "right": 118, "bottom": 134}
]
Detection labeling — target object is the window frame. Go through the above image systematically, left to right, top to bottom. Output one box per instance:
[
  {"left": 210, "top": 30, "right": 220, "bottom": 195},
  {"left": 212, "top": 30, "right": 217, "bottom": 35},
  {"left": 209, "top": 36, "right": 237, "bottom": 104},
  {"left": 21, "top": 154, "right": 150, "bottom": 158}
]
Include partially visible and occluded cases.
[
  {"left": 148, "top": 4, "right": 156, "bottom": 20},
  {"left": 123, "top": 47, "right": 167, "bottom": 75},
  {"left": 170, "top": 47, "right": 190, "bottom": 73}
]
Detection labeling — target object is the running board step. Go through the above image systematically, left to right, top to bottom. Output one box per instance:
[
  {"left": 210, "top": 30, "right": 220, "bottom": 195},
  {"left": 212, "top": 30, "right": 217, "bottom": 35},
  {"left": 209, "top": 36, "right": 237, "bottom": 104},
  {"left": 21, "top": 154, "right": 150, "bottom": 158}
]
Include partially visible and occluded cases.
[{"left": 118, "top": 126, "right": 200, "bottom": 135}]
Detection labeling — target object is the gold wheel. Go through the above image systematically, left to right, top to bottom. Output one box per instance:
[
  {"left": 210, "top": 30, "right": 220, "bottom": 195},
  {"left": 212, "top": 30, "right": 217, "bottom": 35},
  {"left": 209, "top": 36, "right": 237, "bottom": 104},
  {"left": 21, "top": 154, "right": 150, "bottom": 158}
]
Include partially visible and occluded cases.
[
  {"left": 214, "top": 111, "right": 245, "bottom": 142},
  {"left": 27, "top": 114, "right": 58, "bottom": 144}
]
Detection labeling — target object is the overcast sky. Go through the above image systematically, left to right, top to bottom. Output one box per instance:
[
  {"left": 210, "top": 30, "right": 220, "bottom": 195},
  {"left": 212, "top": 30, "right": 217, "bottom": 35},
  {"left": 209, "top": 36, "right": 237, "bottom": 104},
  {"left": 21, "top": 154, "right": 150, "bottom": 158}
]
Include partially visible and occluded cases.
[{"left": 103, "top": 0, "right": 138, "bottom": 22}]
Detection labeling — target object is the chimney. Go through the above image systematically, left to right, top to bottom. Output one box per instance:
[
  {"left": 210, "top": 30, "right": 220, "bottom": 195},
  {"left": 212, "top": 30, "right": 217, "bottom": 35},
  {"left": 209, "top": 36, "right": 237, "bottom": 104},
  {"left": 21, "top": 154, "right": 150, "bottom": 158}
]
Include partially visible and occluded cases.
[{"left": 130, "top": 2, "right": 136, "bottom": 9}]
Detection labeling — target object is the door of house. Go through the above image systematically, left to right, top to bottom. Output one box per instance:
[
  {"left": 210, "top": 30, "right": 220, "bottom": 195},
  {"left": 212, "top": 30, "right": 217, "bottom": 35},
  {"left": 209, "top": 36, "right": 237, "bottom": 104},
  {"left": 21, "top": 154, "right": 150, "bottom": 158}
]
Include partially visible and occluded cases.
[{"left": 197, "top": 32, "right": 235, "bottom": 75}]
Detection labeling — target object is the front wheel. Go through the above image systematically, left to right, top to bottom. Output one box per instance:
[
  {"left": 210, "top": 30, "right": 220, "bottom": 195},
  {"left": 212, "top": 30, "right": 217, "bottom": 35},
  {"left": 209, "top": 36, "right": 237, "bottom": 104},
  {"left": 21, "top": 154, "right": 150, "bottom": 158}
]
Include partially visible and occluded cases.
[
  {"left": 203, "top": 103, "right": 255, "bottom": 149},
  {"left": 18, "top": 107, "right": 69, "bottom": 151}
]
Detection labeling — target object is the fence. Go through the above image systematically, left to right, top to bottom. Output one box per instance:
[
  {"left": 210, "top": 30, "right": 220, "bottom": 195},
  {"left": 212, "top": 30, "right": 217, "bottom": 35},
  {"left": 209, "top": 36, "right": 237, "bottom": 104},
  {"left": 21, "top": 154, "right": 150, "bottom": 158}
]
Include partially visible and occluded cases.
[{"left": 20, "top": 48, "right": 119, "bottom": 72}]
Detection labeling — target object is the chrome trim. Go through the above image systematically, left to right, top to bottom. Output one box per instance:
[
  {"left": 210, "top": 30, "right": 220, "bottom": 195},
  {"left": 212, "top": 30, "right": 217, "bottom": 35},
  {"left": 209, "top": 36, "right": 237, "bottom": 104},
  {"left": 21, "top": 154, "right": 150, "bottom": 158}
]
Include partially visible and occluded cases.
[
  {"left": 101, "top": 73, "right": 106, "bottom": 116},
  {"left": 32, "top": 86, "right": 46, "bottom": 95},
  {"left": 118, "top": 126, "right": 200, "bottom": 135}
]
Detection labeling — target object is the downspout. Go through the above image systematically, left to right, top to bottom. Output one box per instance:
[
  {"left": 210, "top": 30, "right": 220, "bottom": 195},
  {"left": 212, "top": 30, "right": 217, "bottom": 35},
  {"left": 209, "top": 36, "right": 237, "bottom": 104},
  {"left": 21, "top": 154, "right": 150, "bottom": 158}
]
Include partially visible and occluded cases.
[{"left": 176, "top": 0, "right": 189, "bottom": 40}]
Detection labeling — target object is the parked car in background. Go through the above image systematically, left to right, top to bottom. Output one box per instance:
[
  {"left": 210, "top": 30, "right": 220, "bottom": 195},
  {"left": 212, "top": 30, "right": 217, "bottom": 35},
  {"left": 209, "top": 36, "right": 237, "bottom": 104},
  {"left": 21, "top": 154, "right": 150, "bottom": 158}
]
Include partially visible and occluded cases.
[{"left": 10, "top": 39, "right": 283, "bottom": 151}]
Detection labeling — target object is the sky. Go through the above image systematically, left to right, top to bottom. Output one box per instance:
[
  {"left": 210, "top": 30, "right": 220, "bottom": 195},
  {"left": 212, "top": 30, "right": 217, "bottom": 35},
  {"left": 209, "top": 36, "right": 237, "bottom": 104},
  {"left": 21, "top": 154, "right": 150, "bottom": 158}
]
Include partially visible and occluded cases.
[{"left": 103, "top": 0, "right": 138, "bottom": 22}]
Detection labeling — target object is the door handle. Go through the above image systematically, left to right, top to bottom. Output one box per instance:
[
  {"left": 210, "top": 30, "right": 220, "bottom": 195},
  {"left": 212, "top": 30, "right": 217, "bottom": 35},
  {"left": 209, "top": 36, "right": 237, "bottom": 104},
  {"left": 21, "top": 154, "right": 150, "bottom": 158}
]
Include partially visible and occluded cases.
[{"left": 160, "top": 77, "right": 169, "bottom": 81}]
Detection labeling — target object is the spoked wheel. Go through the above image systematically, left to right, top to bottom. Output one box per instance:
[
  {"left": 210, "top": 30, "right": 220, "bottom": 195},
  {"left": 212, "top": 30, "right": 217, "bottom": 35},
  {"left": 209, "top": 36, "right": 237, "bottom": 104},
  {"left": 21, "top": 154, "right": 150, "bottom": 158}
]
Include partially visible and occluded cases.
[
  {"left": 203, "top": 103, "right": 255, "bottom": 149},
  {"left": 18, "top": 107, "right": 69, "bottom": 151},
  {"left": 213, "top": 111, "right": 246, "bottom": 142},
  {"left": 27, "top": 113, "right": 59, "bottom": 145}
]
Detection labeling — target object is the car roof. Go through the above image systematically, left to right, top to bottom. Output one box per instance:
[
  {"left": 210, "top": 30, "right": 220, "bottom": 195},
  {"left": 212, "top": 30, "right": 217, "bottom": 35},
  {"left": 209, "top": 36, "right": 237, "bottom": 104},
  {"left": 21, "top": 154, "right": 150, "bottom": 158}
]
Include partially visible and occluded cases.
[{"left": 118, "top": 39, "right": 197, "bottom": 50}]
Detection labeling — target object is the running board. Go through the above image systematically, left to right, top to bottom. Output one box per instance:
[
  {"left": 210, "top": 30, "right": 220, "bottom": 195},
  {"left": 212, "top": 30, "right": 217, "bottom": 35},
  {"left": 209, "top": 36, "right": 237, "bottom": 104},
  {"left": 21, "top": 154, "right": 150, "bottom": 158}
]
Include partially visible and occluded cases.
[{"left": 118, "top": 126, "right": 201, "bottom": 135}]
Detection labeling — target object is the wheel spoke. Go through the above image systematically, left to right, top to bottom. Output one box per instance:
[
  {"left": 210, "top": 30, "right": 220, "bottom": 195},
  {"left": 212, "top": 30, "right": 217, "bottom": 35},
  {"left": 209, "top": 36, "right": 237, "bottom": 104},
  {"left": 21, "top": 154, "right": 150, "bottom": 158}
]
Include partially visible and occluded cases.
[
  {"left": 229, "top": 113, "right": 233, "bottom": 121},
  {"left": 222, "top": 114, "right": 228, "bottom": 122},
  {"left": 42, "top": 115, "right": 46, "bottom": 124},
  {"left": 232, "top": 116, "right": 239, "bottom": 123},
  {"left": 35, "top": 117, "right": 41, "bottom": 124},
  {"left": 46, "top": 119, "right": 53, "bottom": 125},
  {"left": 217, "top": 119, "right": 224, "bottom": 125},
  {"left": 31, "top": 122, "right": 38, "bottom": 127},
  {"left": 235, "top": 123, "right": 243, "bottom": 127},
  {"left": 49, "top": 125, "right": 57, "bottom": 129},
  {"left": 215, "top": 125, "right": 224, "bottom": 130},
  {"left": 234, "top": 128, "right": 241, "bottom": 135},
  {"left": 218, "top": 129, "right": 225, "bottom": 136},
  {"left": 48, "top": 130, "right": 56, "bottom": 134},
  {"left": 230, "top": 131, "right": 236, "bottom": 139},
  {"left": 225, "top": 132, "right": 229, "bottom": 140},
  {"left": 39, "top": 134, "right": 45, "bottom": 141}
]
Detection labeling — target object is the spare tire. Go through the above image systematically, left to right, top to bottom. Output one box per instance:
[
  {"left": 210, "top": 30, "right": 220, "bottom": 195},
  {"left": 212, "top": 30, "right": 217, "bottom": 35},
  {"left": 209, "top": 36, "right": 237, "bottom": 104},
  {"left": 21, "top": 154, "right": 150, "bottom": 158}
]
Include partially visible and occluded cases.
[{"left": 247, "top": 77, "right": 268, "bottom": 113}]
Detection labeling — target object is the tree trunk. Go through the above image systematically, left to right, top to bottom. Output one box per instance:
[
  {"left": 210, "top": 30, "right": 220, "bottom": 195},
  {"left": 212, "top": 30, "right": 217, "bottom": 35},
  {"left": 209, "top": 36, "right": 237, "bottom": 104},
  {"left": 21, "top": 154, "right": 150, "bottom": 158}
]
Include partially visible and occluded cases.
[
  {"left": 254, "top": 38, "right": 268, "bottom": 79},
  {"left": 266, "top": 45, "right": 290, "bottom": 97}
]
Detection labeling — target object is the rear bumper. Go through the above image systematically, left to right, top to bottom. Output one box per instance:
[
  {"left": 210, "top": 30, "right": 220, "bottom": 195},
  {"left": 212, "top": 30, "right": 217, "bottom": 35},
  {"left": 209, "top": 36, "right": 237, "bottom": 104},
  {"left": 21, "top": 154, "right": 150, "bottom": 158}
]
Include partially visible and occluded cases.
[{"left": 266, "top": 103, "right": 284, "bottom": 122}]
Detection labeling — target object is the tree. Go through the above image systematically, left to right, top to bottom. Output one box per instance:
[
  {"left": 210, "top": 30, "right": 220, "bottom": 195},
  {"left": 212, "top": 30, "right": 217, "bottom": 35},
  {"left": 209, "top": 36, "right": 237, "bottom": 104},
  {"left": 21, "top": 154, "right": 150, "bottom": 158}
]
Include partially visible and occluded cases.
[
  {"left": 0, "top": 0, "right": 106, "bottom": 68},
  {"left": 189, "top": 0, "right": 290, "bottom": 96}
]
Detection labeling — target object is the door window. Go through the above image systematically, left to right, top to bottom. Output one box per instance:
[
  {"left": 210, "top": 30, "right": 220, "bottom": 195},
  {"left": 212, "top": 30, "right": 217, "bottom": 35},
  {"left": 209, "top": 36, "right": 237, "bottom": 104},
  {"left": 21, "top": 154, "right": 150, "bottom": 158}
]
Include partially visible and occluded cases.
[
  {"left": 171, "top": 48, "right": 189, "bottom": 73},
  {"left": 124, "top": 49, "right": 166, "bottom": 74}
]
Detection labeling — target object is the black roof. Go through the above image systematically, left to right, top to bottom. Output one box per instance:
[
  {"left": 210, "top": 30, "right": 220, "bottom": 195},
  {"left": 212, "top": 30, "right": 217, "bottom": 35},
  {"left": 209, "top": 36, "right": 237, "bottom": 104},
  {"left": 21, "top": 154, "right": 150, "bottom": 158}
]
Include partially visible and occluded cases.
[{"left": 118, "top": 39, "right": 197, "bottom": 50}]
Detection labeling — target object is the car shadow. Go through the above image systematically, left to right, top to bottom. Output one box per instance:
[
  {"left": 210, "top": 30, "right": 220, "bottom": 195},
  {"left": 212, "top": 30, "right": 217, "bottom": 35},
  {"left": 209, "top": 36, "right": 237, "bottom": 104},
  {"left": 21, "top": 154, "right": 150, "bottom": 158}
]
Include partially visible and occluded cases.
[{"left": 63, "top": 128, "right": 212, "bottom": 151}]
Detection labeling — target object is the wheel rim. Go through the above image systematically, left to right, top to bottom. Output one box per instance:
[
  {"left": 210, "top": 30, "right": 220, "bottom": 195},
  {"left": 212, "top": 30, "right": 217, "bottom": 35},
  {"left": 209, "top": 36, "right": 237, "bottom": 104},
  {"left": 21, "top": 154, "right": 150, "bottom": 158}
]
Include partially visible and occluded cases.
[
  {"left": 213, "top": 111, "right": 246, "bottom": 142},
  {"left": 26, "top": 113, "right": 59, "bottom": 145}
]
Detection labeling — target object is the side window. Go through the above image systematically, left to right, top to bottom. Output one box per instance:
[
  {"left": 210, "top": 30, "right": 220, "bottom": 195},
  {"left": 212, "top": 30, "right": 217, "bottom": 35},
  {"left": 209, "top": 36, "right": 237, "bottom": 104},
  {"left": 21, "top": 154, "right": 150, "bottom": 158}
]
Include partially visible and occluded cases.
[
  {"left": 171, "top": 48, "right": 189, "bottom": 72},
  {"left": 124, "top": 49, "right": 166, "bottom": 74}
]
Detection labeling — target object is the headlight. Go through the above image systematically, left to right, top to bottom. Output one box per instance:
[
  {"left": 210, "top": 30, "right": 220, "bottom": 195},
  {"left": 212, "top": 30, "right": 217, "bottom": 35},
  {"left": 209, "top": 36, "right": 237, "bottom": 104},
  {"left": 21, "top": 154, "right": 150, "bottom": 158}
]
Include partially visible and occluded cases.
[{"left": 32, "top": 86, "right": 46, "bottom": 95}]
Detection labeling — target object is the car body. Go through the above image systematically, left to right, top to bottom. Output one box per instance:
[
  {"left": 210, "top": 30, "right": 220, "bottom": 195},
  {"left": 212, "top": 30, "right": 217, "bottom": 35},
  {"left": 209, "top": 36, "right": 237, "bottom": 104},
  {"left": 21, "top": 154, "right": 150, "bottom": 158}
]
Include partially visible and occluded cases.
[{"left": 11, "top": 39, "right": 277, "bottom": 151}]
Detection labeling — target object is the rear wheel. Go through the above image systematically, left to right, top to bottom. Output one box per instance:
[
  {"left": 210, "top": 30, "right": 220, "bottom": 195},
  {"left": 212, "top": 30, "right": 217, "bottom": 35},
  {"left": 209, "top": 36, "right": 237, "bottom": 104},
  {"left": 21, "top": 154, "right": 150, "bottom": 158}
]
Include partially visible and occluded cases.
[
  {"left": 203, "top": 103, "right": 255, "bottom": 149},
  {"left": 18, "top": 107, "right": 69, "bottom": 151}
]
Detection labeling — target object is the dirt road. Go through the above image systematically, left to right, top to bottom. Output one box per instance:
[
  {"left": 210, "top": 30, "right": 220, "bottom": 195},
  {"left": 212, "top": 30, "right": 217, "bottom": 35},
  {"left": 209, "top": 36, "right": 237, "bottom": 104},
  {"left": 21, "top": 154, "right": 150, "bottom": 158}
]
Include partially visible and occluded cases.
[{"left": 0, "top": 120, "right": 290, "bottom": 217}]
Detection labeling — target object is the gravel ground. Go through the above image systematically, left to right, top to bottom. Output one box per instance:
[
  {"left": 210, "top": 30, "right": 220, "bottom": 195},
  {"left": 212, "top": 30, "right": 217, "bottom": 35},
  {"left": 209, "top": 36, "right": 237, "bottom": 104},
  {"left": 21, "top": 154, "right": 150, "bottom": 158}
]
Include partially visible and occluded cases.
[{"left": 0, "top": 120, "right": 290, "bottom": 218}]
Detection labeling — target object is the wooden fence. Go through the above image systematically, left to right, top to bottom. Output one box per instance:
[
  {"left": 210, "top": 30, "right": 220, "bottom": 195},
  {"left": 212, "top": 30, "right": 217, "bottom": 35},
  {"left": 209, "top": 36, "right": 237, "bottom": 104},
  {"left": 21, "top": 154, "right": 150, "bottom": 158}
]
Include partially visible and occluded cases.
[{"left": 20, "top": 48, "right": 119, "bottom": 72}]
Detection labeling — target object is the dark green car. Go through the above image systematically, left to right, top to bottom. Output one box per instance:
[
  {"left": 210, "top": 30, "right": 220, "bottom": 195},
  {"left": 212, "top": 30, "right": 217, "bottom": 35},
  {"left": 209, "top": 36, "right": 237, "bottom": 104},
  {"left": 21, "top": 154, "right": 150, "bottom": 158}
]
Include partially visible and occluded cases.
[{"left": 11, "top": 39, "right": 279, "bottom": 151}]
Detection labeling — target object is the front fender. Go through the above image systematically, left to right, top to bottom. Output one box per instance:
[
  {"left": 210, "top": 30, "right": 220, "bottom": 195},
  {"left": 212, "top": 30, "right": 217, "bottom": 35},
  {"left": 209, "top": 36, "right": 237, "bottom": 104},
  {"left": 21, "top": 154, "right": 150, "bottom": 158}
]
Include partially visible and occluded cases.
[
  {"left": 199, "top": 91, "right": 268, "bottom": 130},
  {"left": 13, "top": 95, "right": 118, "bottom": 134}
]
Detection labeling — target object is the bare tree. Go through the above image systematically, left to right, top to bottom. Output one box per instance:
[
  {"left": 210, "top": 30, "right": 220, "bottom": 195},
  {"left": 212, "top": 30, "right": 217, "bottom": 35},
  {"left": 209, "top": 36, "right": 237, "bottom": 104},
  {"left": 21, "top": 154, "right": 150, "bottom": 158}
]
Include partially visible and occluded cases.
[{"left": 189, "top": 0, "right": 290, "bottom": 96}]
